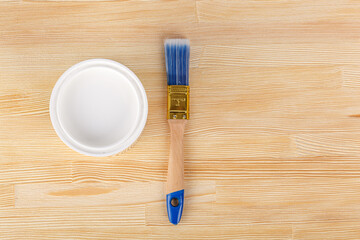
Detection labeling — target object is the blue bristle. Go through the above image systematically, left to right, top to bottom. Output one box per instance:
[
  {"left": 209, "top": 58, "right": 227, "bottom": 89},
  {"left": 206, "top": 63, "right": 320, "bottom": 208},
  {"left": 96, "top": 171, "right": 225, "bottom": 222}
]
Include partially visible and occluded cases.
[{"left": 164, "top": 39, "right": 190, "bottom": 86}]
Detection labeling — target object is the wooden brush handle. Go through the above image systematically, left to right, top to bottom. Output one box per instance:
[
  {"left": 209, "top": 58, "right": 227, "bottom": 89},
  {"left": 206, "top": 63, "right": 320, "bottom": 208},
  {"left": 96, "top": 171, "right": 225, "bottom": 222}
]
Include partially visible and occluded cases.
[
  {"left": 166, "top": 119, "right": 186, "bottom": 225},
  {"left": 166, "top": 119, "right": 186, "bottom": 194}
]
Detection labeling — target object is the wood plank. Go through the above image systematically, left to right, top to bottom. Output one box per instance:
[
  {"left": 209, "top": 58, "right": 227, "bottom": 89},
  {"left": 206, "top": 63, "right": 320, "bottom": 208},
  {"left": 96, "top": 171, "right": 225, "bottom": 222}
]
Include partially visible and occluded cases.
[
  {"left": 196, "top": 0, "right": 360, "bottom": 25},
  {"left": 0, "top": 1, "right": 196, "bottom": 26},
  {"left": 200, "top": 44, "right": 360, "bottom": 67},
  {"left": 341, "top": 65, "right": 360, "bottom": 88},
  {"left": 293, "top": 133, "right": 360, "bottom": 156},
  {"left": 71, "top": 156, "right": 360, "bottom": 182},
  {"left": 186, "top": 156, "right": 360, "bottom": 180},
  {"left": 0, "top": 160, "right": 72, "bottom": 184},
  {"left": 216, "top": 178, "right": 360, "bottom": 224},
  {"left": 15, "top": 181, "right": 215, "bottom": 208},
  {"left": 0, "top": 184, "right": 13, "bottom": 208},
  {"left": 0, "top": 206, "right": 145, "bottom": 229},
  {"left": 293, "top": 222, "right": 360, "bottom": 240},
  {"left": 0, "top": 225, "right": 292, "bottom": 239},
  {"left": 148, "top": 226, "right": 292, "bottom": 240},
  {"left": 0, "top": 227, "right": 149, "bottom": 240}
]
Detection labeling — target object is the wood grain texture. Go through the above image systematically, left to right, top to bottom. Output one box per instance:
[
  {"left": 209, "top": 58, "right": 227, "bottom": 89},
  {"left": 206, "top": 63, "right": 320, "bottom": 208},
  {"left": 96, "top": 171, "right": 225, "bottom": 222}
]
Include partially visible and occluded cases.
[
  {"left": 1, "top": 0, "right": 360, "bottom": 239},
  {"left": 166, "top": 119, "right": 186, "bottom": 194},
  {"left": 15, "top": 181, "right": 215, "bottom": 208},
  {"left": 0, "top": 184, "right": 14, "bottom": 208}
]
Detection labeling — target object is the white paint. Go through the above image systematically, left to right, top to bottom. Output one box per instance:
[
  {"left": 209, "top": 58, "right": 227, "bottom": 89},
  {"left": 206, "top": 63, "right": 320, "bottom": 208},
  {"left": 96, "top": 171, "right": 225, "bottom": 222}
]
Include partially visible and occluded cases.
[{"left": 50, "top": 59, "right": 148, "bottom": 156}]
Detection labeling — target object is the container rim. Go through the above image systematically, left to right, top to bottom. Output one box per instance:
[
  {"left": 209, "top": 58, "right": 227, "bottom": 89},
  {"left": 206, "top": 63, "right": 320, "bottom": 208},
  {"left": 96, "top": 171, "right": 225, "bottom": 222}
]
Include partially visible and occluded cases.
[{"left": 49, "top": 59, "right": 148, "bottom": 157}]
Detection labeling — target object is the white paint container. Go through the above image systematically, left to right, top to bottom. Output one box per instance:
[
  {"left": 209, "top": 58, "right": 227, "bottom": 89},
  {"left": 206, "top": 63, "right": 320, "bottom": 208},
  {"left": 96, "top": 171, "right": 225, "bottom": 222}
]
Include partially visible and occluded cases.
[{"left": 50, "top": 59, "right": 148, "bottom": 156}]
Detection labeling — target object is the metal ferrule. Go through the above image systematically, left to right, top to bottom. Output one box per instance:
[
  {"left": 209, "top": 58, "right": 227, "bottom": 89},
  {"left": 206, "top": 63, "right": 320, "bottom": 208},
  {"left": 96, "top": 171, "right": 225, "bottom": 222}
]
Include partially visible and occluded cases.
[{"left": 167, "top": 85, "right": 189, "bottom": 119}]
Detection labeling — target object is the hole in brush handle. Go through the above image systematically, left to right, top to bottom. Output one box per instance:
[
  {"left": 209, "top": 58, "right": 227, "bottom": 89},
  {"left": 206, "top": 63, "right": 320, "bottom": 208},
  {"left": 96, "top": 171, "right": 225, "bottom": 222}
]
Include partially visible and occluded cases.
[{"left": 171, "top": 198, "right": 179, "bottom": 207}]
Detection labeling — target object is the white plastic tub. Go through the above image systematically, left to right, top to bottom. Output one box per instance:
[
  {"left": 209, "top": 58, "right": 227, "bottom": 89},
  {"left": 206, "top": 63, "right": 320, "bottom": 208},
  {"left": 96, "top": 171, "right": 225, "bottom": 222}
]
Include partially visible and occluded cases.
[{"left": 50, "top": 59, "right": 148, "bottom": 156}]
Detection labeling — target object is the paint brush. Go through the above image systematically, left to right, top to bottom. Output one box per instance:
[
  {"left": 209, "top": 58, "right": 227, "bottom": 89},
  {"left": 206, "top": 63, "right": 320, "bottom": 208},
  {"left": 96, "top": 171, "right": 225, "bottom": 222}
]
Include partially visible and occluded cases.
[{"left": 164, "top": 39, "right": 190, "bottom": 225}]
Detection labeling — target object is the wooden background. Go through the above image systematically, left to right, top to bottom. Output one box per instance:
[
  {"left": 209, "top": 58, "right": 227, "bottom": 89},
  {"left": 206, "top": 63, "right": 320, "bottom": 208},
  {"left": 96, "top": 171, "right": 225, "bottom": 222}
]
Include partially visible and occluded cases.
[{"left": 1, "top": 0, "right": 360, "bottom": 239}]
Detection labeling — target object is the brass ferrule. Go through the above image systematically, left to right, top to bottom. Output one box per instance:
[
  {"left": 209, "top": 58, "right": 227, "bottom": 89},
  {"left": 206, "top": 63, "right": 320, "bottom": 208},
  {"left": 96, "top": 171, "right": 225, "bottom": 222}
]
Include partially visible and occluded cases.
[{"left": 167, "top": 85, "right": 189, "bottom": 119}]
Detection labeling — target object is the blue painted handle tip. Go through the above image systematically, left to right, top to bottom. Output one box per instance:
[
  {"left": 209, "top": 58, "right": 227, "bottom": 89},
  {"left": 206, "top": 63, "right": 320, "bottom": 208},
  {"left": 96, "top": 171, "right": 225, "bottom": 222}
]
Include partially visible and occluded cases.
[{"left": 166, "top": 189, "right": 184, "bottom": 225}]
